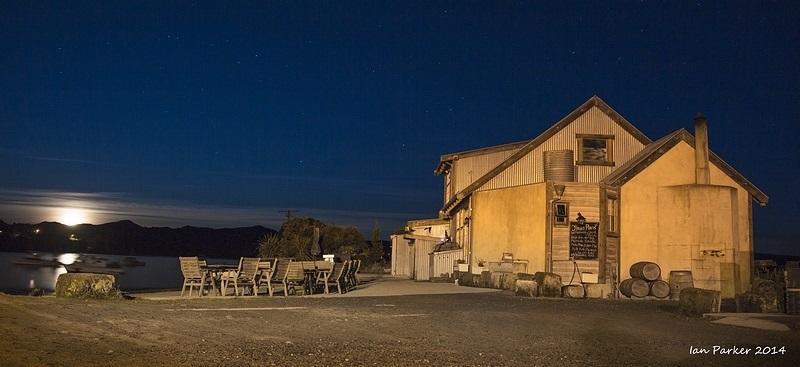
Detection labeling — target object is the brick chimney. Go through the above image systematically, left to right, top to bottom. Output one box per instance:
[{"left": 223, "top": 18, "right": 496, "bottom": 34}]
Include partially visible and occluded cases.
[{"left": 694, "top": 113, "right": 710, "bottom": 184}]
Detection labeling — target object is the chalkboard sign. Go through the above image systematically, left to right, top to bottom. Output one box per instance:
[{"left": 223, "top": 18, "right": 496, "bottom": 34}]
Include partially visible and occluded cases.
[{"left": 569, "top": 221, "right": 599, "bottom": 260}]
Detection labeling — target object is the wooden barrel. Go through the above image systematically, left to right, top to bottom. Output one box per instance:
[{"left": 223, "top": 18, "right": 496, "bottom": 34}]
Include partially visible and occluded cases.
[
  {"left": 630, "top": 262, "right": 661, "bottom": 281},
  {"left": 668, "top": 270, "right": 694, "bottom": 300},
  {"left": 620, "top": 278, "right": 649, "bottom": 298},
  {"left": 649, "top": 280, "right": 670, "bottom": 298},
  {"left": 562, "top": 284, "right": 585, "bottom": 298}
]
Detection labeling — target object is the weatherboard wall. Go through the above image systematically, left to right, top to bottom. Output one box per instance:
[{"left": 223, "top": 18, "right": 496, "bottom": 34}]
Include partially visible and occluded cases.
[
  {"left": 478, "top": 106, "right": 647, "bottom": 191},
  {"left": 448, "top": 147, "right": 520, "bottom": 204},
  {"left": 551, "top": 183, "right": 602, "bottom": 284},
  {"left": 390, "top": 235, "right": 414, "bottom": 278},
  {"left": 412, "top": 237, "right": 441, "bottom": 281},
  {"left": 431, "top": 249, "right": 463, "bottom": 278}
]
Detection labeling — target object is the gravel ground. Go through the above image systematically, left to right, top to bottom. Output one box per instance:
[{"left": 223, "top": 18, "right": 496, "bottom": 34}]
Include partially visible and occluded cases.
[{"left": 1, "top": 290, "right": 798, "bottom": 366}]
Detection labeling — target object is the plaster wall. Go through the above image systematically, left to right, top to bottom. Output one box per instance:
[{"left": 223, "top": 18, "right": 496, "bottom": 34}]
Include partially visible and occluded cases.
[
  {"left": 619, "top": 141, "right": 753, "bottom": 296},
  {"left": 471, "top": 183, "right": 548, "bottom": 273}
]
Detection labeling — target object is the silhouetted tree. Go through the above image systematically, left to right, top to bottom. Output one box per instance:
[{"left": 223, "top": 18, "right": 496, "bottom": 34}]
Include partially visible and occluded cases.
[{"left": 256, "top": 232, "right": 283, "bottom": 258}]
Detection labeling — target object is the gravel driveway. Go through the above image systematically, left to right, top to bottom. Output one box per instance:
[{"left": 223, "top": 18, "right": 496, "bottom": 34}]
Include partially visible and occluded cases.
[{"left": 1, "top": 286, "right": 798, "bottom": 366}]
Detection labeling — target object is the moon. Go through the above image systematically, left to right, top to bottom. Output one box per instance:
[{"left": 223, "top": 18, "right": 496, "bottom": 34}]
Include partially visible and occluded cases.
[{"left": 57, "top": 208, "right": 88, "bottom": 226}]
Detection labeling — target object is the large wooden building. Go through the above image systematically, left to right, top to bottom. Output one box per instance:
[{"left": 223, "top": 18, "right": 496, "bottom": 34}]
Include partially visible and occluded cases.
[{"left": 392, "top": 96, "right": 767, "bottom": 298}]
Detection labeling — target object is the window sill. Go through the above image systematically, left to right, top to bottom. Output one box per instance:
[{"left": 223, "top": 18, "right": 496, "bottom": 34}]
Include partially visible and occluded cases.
[{"left": 576, "top": 160, "right": 615, "bottom": 167}]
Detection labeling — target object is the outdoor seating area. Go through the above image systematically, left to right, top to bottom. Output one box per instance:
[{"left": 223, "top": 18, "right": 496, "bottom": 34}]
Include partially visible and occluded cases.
[{"left": 178, "top": 256, "right": 361, "bottom": 297}]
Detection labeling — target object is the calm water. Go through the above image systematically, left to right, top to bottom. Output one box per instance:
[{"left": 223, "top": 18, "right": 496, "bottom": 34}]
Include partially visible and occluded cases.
[{"left": 0, "top": 251, "right": 236, "bottom": 293}]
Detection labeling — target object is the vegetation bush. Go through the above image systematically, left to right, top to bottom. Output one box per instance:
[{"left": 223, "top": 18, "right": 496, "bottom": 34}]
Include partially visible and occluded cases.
[
  {"left": 257, "top": 217, "right": 384, "bottom": 265},
  {"left": 360, "top": 262, "right": 389, "bottom": 274}
]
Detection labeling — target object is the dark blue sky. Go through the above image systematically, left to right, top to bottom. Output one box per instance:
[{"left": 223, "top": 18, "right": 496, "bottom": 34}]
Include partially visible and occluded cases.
[{"left": 1, "top": 1, "right": 798, "bottom": 253}]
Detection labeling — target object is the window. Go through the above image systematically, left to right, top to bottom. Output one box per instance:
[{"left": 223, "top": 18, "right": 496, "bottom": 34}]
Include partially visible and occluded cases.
[
  {"left": 577, "top": 134, "right": 614, "bottom": 165},
  {"left": 606, "top": 193, "right": 619, "bottom": 235},
  {"left": 554, "top": 202, "right": 569, "bottom": 227}
]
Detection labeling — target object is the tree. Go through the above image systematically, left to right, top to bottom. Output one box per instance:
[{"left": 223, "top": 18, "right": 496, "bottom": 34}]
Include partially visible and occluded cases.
[
  {"left": 258, "top": 216, "right": 375, "bottom": 263},
  {"left": 278, "top": 217, "right": 325, "bottom": 260},
  {"left": 368, "top": 221, "right": 384, "bottom": 263},
  {"left": 256, "top": 232, "right": 283, "bottom": 258}
]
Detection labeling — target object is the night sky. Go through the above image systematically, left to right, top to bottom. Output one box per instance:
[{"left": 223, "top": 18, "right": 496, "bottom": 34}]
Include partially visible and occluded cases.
[{"left": 1, "top": 2, "right": 798, "bottom": 254}]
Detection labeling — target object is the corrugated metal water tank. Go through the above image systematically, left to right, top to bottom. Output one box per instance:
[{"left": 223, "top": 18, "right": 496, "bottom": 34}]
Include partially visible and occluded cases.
[{"left": 543, "top": 150, "right": 575, "bottom": 182}]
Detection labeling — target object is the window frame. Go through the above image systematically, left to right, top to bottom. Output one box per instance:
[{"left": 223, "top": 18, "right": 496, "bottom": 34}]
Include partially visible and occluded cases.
[
  {"left": 576, "top": 134, "right": 615, "bottom": 166},
  {"left": 606, "top": 192, "right": 619, "bottom": 236},
  {"left": 554, "top": 202, "right": 569, "bottom": 227}
]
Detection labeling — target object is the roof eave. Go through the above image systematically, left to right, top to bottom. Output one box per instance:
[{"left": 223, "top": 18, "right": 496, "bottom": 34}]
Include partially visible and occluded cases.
[
  {"left": 441, "top": 95, "right": 650, "bottom": 215},
  {"left": 601, "top": 128, "right": 768, "bottom": 206}
]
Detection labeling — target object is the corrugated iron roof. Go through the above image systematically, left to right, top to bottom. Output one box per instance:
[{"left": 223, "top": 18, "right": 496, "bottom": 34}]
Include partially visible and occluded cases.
[{"left": 441, "top": 95, "right": 652, "bottom": 215}]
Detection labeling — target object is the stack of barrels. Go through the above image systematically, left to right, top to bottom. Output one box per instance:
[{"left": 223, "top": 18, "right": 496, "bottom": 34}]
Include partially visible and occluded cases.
[{"left": 620, "top": 261, "right": 670, "bottom": 299}]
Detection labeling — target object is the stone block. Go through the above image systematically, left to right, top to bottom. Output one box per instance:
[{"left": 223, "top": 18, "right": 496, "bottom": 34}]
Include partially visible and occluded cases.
[
  {"left": 458, "top": 271, "right": 473, "bottom": 287},
  {"left": 479, "top": 271, "right": 493, "bottom": 288},
  {"left": 534, "top": 272, "right": 562, "bottom": 297},
  {"left": 55, "top": 273, "right": 120, "bottom": 299},
  {"left": 490, "top": 273, "right": 504, "bottom": 289},
  {"left": 501, "top": 273, "right": 518, "bottom": 290},
  {"left": 516, "top": 273, "right": 535, "bottom": 281},
  {"left": 515, "top": 279, "right": 538, "bottom": 297},
  {"left": 584, "top": 283, "right": 611, "bottom": 299},
  {"left": 562, "top": 284, "right": 585, "bottom": 298},
  {"left": 679, "top": 288, "right": 721, "bottom": 317}
]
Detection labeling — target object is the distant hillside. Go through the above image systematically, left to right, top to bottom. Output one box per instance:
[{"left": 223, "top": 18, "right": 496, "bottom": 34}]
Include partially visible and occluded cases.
[
  {"left": 0, "top": 220, "right": 276, "bottom": 258},
  {"left": 754, "top": 252, "right": 800, "bottom": 264}
]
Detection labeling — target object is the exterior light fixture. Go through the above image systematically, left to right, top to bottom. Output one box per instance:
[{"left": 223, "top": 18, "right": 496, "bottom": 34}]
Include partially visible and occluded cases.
[
  {"left": 554, "top": 184, "right": 566, "bottom": 197},
  {"left": 576, "top": 212, "right": 586, "bottom": 225}
]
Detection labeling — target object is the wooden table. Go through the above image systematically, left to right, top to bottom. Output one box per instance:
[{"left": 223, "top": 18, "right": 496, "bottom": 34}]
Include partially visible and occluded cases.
[
  {"left": 202, "top": 264, "right": 238, "bottom": 296},
  {"left": 303, "top": 268, "right": 332, "bottom": 295}
]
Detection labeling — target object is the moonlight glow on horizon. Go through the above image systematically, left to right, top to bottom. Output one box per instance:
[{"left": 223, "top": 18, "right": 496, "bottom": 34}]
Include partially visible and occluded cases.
[{"left": 57, "top": 208, "right": 89, "bottom": 226}]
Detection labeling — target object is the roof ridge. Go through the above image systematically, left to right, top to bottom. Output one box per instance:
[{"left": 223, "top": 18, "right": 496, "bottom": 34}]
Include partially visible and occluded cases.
[{"left": 440, "top": 95, "right": 651, "bottom": 215}]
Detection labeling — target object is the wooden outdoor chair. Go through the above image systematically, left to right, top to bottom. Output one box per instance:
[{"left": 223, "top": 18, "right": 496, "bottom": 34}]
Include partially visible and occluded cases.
[
  {"left": 179, "top": 256, "right": 213, "bottom": 297},
  {"left": 220, "top": 257, "right": 261, "bottom": 296},
  {"left": 238, "top": 257, "right": 261, "bottom": 296},
  {"left": 269, "top": 258, "right": 291, "bottom": 296},
  {"left": 256, "top": 259, "right": 277, "bottom": 296},
  {"left": 343, "top": 259, "right": 357, "bottom": 291},
  {"left": 347, "top": 259, "right": 361, "bottom": 290},
  {"left": 282, "top": 261, "right": 306, "bottom": 296},
  {"left": 326, "top": 261, "right": 350, "bottom": 294}
]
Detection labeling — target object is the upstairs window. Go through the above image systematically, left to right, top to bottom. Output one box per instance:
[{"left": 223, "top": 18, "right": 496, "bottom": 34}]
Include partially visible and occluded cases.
[{"left": 577, "top": 134, "right": 614, "bottom": 166}]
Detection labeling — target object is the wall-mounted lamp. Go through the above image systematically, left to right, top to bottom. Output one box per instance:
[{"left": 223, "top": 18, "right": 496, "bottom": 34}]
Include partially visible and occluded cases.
[{"left": 554, "top": 184, "right": 566, "bottom": 197}]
